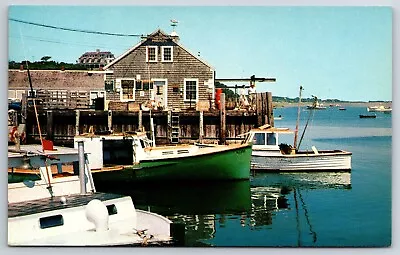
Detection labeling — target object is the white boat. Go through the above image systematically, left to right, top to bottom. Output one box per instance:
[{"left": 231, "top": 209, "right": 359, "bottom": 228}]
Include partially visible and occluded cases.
[
  {"left": 306, "top": 96, "right": 326, "bottom": 110},
  {"left": 367, "top": 105, "right": 392, "bottom": 113},
  {"left": 242, "top": 125, "right": 352, "bottom": 171},
  {"left": 73, "top": 131, "right": 252, "bottom": 182},
  {"left": 8, "top": 142, "right": 173, "bottom": 246}
]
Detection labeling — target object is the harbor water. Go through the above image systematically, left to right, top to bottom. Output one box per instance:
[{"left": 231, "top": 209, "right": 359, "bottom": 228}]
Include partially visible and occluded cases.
[{"left": 97, "top": 105, "right": 392, "bottom": 247}]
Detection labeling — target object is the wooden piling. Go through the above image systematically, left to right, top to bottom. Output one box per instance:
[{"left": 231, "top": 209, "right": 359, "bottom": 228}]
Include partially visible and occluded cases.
[
  {"left": 267, "top": 92, "right": 274, "bottom": 127},
  {"left": 220, "top": 93, "right": 226, "bottom": 144},
  {"left": 138, "top": 109, "right": 143, "bottom": 131},
  {"left": 46, "top": 110, "right": 53, "bottom": 141},
  {"left": 75, "top": 110, "right": 80, "bottom": 135},
  {"left": 108, "top": 110, "right": 112, "bottom": 131},
  {"left": 199, "top": 111, "right": 204, "bottom": 143}
]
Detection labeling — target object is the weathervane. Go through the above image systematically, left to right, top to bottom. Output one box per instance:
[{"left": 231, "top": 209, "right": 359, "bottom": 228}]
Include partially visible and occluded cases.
[{"left": 170, "top": 19, "right": 178, "bottom": 31}]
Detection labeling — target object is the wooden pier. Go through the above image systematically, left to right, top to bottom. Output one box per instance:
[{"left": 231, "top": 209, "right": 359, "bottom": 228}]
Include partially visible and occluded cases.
[{"left": 24, "top": 92, "right": 274, "bottom": 147}]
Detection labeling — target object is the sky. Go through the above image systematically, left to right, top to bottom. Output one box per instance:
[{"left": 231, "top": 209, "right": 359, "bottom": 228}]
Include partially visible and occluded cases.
[{"left": 8, "top": 5, "right": 392, "bottom": 102}]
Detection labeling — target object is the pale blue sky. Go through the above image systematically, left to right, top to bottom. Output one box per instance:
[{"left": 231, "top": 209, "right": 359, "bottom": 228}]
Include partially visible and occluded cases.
[{"left": 8, "top": 5, "right": 392, "bottom": 101}]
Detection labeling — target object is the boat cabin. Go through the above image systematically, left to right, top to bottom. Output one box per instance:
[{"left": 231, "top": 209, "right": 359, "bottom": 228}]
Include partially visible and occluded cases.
[{"left": 244, "top": 125, "right": 294, "bottom": 154}]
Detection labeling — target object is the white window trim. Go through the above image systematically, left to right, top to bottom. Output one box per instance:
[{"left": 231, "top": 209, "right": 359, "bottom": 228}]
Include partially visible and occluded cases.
[
  {"left": 146, "top": 46, "right": 158, "bottom": 62},
  {"left": 161, "top": 46, "right": 173, "bottom": 62},
  {"left": 116, "top": 78, "right": 136, "bottom": 102},
  {"left": 151, "top": 78, "right": 168, "bottom": 107},
  {"left": 183, "top": 78, "right": 199, "bottom": 103},
  {"left": 89, "top": 90, "right": 106, "bottom": 105}
]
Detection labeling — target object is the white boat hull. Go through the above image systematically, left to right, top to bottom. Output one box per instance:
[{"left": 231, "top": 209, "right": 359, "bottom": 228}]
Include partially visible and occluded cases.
[{"left": 251, "top": 150, "right": 352, "bottom": 171}]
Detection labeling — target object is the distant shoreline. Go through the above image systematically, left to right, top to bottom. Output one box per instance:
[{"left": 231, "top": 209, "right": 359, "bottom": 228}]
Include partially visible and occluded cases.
[{"left": 273, "top": 101, "right": 392, "bottom": 108}]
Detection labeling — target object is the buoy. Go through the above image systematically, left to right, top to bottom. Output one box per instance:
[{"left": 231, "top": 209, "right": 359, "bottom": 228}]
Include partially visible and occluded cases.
[{"left": 85, "top": 199, "right": 109, "bottom": 232}]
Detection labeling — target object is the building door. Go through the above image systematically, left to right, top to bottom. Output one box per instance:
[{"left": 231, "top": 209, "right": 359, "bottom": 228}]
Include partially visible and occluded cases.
[{"left": 153, "top": 79, "right": 167, "bottom": 109}]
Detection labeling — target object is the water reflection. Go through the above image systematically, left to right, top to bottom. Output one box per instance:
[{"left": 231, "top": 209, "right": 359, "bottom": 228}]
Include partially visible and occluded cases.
[{"left": 95, "top": 171, "right": 351, "bottom": 246}]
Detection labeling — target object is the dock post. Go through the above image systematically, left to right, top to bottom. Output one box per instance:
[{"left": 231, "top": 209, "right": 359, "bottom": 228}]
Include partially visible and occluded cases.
[
  {"left": 267, "top": 92, "right": 274, "bottom": 127},
  {"left": 220, "top": 93, "right": 226, "bottom": 144},
  {"left": 256, "top": 93, "right": 263, "bottom": 127},
  {"left": 138, "top": 109, "right": 143, "bottom": 131},
  {"left": 46, "top": 110, "right": 54, "bottom": 141},
  {"left": 75, "top": 110, "right": 80, "bottom": 135},
  {"left": 107, "top": 110, "right": 112, "bottom": 132},
  {"left": 199, "top": 111, "right": 204, "bottom": 143},
  {"left": 77, "top": 141, "right": 87, "bottom": 195}
]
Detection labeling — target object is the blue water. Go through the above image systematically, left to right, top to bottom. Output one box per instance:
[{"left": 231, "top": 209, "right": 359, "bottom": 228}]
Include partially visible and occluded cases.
[{"left": 100, "top": 106, "right": 392, "bottom": 247}]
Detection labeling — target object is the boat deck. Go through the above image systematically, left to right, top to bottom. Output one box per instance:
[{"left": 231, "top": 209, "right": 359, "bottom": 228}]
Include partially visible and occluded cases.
[{"left": 8, "top": 192, "right": 125, "bottom": 218}]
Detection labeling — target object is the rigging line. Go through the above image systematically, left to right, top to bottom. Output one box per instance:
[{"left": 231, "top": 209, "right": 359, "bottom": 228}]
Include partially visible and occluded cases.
[
  {"left": 10, "top": 18, "right": 144, "bottom": 37},
  {"left": 19, "top": 25, "right": 53, "bottom": 195},
  {"left": 9, "top": 34, "right": 132, "bottom": 50},
  {"left": 297, "top": 108, "right": 314, "bottom": 150},
  {"left": 293, "top": 188, "right": 302, "bottom": 247},
  {"left": 298, "top": 189, "right": 317, "bottom": 243}
]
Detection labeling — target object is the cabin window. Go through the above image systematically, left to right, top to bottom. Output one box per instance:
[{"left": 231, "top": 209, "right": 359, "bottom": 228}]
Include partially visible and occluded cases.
[
  {"left": 146, "top": 46, "right": 158, "bottom": 62},
  {"left": 162, "top": 46, "right": 173, "bottom": 62},
  {"left": 120, "top": 79, "right": 135, "bottom": 101},
  {"left": 184, "top": 79, "right": 198, "bottom": 102},
  {"left": 253, "top": 133, "right": 266, "bottom": 145},
  {"left": 267, "top": 133, "right": 277, "bottom": 145},
  {"left": 106, "top": 204, "right": 118, "bottom": 215},
  {"left": 39, "top": 215, "right": 64, "bottom": 229}
]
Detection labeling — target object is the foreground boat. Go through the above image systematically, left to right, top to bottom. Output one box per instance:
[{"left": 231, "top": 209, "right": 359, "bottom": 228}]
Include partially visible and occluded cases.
[
  {"left": 242, "top": 125, "right": 352, "bottom": 172},
  {"left": 74, "top": 132, "right": 252, "bottom": 182},
  {"left": 8, "top": 142, "right": 173, "bottom": 246}
]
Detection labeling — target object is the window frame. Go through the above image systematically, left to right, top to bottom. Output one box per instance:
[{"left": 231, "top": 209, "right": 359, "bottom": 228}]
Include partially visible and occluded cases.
[
  {"left": 146, "top": 46, "right": 158, "bottom": 62},
  {"left": 161, "top": 46, "right": 173, "bottom": 62},
  {"left": 116, "top": 78, "right": 136, "bottom": 102},
  {"left": 183, "top": 78, "right": 199, "bottom": 103}
]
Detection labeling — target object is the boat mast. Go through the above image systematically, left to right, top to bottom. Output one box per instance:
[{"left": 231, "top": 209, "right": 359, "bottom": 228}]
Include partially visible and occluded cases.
[{"left": 293, "top": 86, "right": 303, "bottom": 149}]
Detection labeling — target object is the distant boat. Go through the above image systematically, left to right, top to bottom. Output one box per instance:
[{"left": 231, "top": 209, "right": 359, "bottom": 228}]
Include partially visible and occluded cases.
[
  {"left": 306, "top": 95, "right": 327, "bottom": 110},
  {"left": 367, "top": 105, "right": 391, "bottom": 113},
  {"left": 339, "top": 107, "right": 346, "bottom": 111},
  {"left": 359, "top": 114, "right": 376, "bottom": 118},
  {"left": 274, "top": 115, "right": 284, "bottom": 120}
]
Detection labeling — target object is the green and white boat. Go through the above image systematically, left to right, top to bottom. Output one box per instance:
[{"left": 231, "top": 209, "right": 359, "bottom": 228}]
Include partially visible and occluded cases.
[{"left": 74, "top": 132, "right": 252, "bottom": 182}]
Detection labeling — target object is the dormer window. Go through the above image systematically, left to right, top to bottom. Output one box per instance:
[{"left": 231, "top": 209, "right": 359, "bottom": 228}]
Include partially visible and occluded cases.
[
  {"left": 146, "top": 46, "right": 158, "bottom": 62},
  {"left": 162, "top": 46, "right": 173, "bottom": 62}
]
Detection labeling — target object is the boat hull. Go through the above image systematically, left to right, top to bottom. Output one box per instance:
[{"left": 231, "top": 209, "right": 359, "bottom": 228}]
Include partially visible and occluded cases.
[
  {"left": 92, "top": 143, "right": 253, "bottom": 182},
  {"left": 251, "top": 150, "right": 352, "bottom": 171}
]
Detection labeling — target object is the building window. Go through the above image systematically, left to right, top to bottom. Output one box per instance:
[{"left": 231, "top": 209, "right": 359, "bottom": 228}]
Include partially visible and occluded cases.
[
  {"left": 146, "top": 46, "right": 158, "bottom": 62},
  {"left": 162, "top": 46, "right": 173, "bottom": 62},
  {"left": 184, "top": 78, "right": 198, "bottom": 102},
  {"left": 120, "top": 79, "right": 135, "bottom": 101},
  {"left": 105, "top": 80, "right": 114, "bottom": 91},
  {"left": 136, "top": 80, "right": 143, "bottom": 90},
  {"left": 141, "top": 80, "right": 154, "bottom": 91}
]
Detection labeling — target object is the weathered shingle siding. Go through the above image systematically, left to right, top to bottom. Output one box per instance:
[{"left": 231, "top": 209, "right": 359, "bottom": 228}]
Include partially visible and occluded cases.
[
  {"left": 106, "top": 38, "right": 213, "bottom": 109},
  {"left": 8, "top": 70, "right": 104, "bottom": 91}
]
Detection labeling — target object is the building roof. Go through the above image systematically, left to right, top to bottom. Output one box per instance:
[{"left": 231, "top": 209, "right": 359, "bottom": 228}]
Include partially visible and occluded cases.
[
  {"left": 103, "top": 29, "right": 215, "bottom": 71},
  {"left": 8, "top": 70, "right": 104, "bottom": 91}
]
